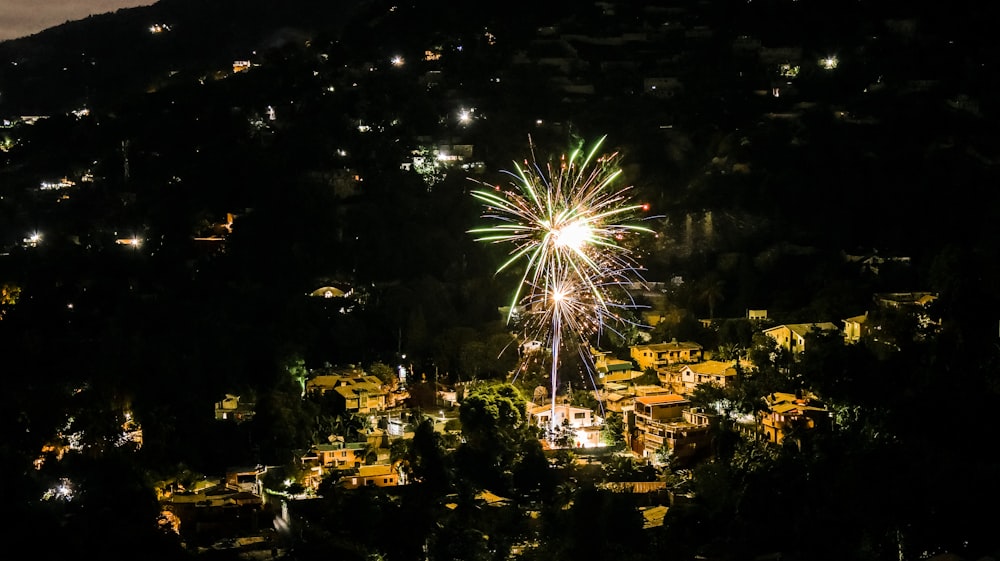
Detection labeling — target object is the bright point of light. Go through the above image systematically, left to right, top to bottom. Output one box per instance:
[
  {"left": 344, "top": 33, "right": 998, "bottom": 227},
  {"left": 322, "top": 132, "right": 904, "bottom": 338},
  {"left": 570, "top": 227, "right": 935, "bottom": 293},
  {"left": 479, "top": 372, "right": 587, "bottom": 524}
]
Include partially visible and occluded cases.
[
  {"left": 391, "top": 56, "right": 404, "bottom": 67},
  {"left": 820, "top": 56, "right": 839, "bottom": 70},
  {"left": 551, "top": 221, "right": 591, "bottom": 250},
  {"left": 116, "top": 237, "right": 142, "bottom": 247}
]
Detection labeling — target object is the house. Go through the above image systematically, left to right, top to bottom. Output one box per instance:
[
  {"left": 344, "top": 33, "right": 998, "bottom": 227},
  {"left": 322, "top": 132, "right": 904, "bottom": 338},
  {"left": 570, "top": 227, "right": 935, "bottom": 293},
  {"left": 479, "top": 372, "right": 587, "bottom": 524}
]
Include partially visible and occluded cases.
[
  {"left": 844, "top": 250, "right": 911, "bottom": 276},
  {"left": 309, "top": 286, "right": 346, "bottom": 299},
  {"left": 873, "top": 291, "right": 940, "bottom": 330},
  {"left": 874, "top": 291, "right": 938, "bottom": 311},
  {"left": 842, "top": 292, "right": 939, "bottom": 348},
  {"left": 843, "top": 312, "right": 869, "bottom": 343},
  {"left": 762, "top": 323, "right": 839, "bottom": 355},
  {"left": 630, "top": 339, "right": 704, "bottom": 371},
  {"left": 594, "top": 350, "right": 634, "bottom": 377},
  {"left": 679, "top": 360, "right": 741, "bottom": 393},
  {"left": 656, "top": 364, "right": 687, "bottom": 394},
  {"left": 601, "top": 369, "right": 646, "bottom": 386},
  {"left": 306, "top": 370, "right": 388, "bottom": 414},
  {"left": 634, "top": 385, "right": 673, "bottom": 398},
  {"left": 594, "top": 387, "right": 629, "bottom": 413},
  {"left": 759, "top": 391, "right": 830, "bottom": 445},
  {"left": 214, "top": 394, "right": 255, "bottom": 423},
  {"left": 626, "top": 394, "right": 709, "bottom": 460},
  {"left": 632, "top": 394, "right": 690, "bottom": 423},
  {"left": 527, "top": 402, "right": 606, "bottom": 448},
  {"left": 528, "top": 402, "right": 595, "bottom": 430},
  {"left": 635, "top": 418, "right": 710, "bottom": 462},
  {"left": 299, "top": 440, "right": 371, "bottom": 490},
  {"left": 308, "top": 441, "right": 368, "bottom": 469},
  {"left": 337, "top": 464, "right": 399, "bottom": 489},
  {"left": 224, "top": 466, "right": 265, "bottom": 494},
  {"left": 162, "top": 481, "right": 267, "bottom": 543}
]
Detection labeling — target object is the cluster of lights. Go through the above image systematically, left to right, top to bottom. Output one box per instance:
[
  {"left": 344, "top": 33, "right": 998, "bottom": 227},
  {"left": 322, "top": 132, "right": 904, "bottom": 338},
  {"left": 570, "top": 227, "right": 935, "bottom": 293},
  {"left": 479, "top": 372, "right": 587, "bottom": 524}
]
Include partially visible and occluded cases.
[
  {"left": 39, "top": 178, "right": 75, "bottom": 191},
  {"left": 42, "top": 478, "right": 75, "bottom": 501}
]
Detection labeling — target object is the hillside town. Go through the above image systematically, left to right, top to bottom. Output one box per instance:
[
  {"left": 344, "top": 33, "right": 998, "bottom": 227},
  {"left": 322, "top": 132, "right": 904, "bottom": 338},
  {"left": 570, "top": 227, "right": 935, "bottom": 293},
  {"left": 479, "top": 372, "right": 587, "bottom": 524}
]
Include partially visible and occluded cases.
[{"left": 1, "top": 1, "right": 997, "bottom": 560}]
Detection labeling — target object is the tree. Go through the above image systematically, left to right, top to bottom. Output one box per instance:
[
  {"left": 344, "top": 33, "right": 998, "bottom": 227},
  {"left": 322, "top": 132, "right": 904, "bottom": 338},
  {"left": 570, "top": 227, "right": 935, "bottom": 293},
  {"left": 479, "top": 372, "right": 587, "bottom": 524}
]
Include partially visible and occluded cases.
[
  {"left": 697, "top": 275, "right": 726, "bottom": 320},
  {"left": 284, "top": 354, "right": 309, "bottom": 397},
  {"left": 368, "top": 361, "right": 397, "bottom": 390},
  {"left": 635, "top": 367, "right": 660, "bottom": 386},
  {"left": 456, "top": 383, "right": 529, "bottom": 490},
  {"left": 458, "top": 383, "right": 528, "bottom": 452},
  {"left": 600, "top": 411, "right": 626, "bottom": 448},
  {"left": 408, "top": 417, "right": 451, "bottom": 493},
  {"left": 552, "top": 418, "right": 575, "bottom": 448},
  {"left": 512, "top": 437, "right": 556, "bottom": 500}
]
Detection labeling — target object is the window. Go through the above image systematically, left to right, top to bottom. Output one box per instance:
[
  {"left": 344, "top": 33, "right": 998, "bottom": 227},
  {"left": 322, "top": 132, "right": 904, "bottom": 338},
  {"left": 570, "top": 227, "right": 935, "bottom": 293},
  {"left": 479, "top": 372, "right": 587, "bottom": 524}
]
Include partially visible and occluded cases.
[{"left": 574, "top": 412, "right": 586, "bottom": 419}]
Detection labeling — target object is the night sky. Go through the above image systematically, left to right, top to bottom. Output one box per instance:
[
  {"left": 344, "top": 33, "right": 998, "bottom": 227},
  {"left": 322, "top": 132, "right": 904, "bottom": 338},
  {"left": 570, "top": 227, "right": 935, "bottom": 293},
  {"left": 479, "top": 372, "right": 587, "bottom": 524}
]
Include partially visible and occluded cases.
[{"left": 0, "top": 0, "right": 155, "bottom": 42}]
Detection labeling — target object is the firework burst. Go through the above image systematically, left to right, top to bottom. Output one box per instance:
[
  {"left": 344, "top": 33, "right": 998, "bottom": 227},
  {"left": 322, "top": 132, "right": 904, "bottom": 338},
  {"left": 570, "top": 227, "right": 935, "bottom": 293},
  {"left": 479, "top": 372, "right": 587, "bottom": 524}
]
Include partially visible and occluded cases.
[{"left": 469, "top": 135, "right": 652, "bottom": 439}]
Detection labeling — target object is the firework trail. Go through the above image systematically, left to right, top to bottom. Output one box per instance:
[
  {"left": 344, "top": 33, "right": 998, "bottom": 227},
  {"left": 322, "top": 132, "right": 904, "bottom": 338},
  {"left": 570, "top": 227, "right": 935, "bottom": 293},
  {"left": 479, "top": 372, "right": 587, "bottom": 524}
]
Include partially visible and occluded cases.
[{"left": 470, "top": 136, "right": 652, "bottom": 440}]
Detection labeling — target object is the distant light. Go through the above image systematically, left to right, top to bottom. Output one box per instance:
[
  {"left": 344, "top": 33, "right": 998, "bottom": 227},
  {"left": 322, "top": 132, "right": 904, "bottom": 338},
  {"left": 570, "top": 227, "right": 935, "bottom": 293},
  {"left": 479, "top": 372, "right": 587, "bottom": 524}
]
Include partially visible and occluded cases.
[
  {"left": 391, "top": 56, "right": 404, "bottom": 67},
  {"left": 820, "top": 56, "right": 839, "bottom": 70},
  {"left": 116, "top": 237, "right": 142, "bottom": 247}
]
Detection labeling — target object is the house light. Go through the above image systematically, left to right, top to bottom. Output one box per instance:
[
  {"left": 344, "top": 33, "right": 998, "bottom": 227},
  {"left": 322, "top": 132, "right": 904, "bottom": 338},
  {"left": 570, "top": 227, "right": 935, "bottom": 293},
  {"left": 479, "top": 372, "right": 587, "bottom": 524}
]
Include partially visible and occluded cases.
[{"left": 820, "top": 56, "right": 839, "bottom": 70}]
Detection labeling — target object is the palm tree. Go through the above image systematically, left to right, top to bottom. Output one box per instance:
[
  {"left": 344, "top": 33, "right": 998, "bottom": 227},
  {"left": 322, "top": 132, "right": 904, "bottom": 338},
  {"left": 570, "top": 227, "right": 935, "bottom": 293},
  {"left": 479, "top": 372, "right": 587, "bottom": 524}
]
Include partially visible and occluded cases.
[{"left": 698, "top": 276, "right": 726, "bottom": 320}]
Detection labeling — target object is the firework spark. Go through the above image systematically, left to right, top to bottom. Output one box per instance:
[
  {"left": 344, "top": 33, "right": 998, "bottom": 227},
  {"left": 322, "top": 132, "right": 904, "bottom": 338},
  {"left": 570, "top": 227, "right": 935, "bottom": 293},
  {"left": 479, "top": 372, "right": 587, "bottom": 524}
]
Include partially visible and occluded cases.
[
  {"left": 469, "top": 135, "right": 651, "bottom": 320},
  {"left": 469, "top": 136, "right": 651, "bottom": 439}
]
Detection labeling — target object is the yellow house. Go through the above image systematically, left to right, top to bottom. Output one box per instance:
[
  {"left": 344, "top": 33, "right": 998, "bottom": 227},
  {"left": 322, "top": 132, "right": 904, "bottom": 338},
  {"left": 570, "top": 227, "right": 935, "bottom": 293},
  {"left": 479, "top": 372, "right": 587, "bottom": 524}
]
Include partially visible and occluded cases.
[
  {"left": 843, "top": 312, "right": 869, "bottom": 343},
  {"left": 762, "top": 323, "right": 838, "bottom": 354},
  {"left": 630, "top": 339, "right": 704, "bottom": 371},
  {"left": 679, "top": 360, "right": 740, "bottom": 393},
  {"left": 306, "top": 371, "right": 387, "bottom": 413},
  {"left": 759, "top": 392, "right": 829, "bottom": 444},
  {"left": 633, "top": 394, "right": 690, "bottom": 422},
  {"left": 300, "top": 441, "right": 370, "bottom": 490},
  {"left": 311, "top": 441, "right": 367, "bottom": 468},
  {"left": 338, "top": 464, "right": 399, "bottom": 489}
]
